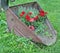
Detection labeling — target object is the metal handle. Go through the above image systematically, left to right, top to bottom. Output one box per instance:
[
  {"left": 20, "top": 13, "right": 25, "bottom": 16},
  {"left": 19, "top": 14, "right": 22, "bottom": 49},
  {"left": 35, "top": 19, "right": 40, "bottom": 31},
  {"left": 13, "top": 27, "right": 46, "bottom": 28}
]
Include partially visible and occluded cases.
[{"left": 0, "top": 0, "right": 15, "bottom": 11}]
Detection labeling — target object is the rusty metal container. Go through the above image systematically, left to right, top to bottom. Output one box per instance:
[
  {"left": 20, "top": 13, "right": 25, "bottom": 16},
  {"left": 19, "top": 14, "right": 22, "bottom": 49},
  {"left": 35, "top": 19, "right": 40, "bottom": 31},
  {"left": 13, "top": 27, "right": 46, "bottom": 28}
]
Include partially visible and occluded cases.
[{"left": 0, "top": 1, "right": 57, "bottom": 46}]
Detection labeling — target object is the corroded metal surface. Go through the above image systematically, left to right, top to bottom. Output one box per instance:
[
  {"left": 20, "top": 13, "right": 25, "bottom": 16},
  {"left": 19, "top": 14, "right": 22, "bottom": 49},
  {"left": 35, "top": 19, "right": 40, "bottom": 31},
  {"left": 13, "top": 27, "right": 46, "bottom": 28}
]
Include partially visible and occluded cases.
[{"left": 6, "top": 8, "right": 42, "bottom": 43}]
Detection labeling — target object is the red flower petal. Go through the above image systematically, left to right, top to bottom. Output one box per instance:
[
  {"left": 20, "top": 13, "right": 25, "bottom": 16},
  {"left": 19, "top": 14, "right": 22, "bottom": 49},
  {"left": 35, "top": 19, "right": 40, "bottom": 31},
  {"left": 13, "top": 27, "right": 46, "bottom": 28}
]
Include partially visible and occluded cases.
[
  {"left": 39, "top": 9, "right": 47, "bottom": 17},
  {"left": 39, "top": 9, "right": 44, "bottom": 13},
  {"left": 20, "top": 11, "right": 25, "bottom": 17},
  {"left": 22, "top": 11, "right": 25, "bottom": 15},
  {"left": 29, "top": 12, "right": 32, "bottom": 15},
  {"left": 20, "top": 13, "right": 24, "bottom": 17},
  {"left": 40, "top": 13, "right": 45, "bottom": 17},
  {"left": 25, "top": 14, "right": 30, "bottom": 21},
  {"left": 34, "top": 16, "right": 39, "bottom": 20},
  {"left": 29, "top": 18, "right": 35, "bottom": 22},
  {"left": 29, "top": 25, "right": 35, "bottom": 31}
]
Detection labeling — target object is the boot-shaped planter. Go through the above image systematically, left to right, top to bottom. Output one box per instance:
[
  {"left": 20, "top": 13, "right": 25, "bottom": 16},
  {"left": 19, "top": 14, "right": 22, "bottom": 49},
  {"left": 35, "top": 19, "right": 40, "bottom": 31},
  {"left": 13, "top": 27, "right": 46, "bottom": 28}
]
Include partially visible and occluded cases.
[{"left": 0, "top": 0, "right": 57, "bottom": 46}]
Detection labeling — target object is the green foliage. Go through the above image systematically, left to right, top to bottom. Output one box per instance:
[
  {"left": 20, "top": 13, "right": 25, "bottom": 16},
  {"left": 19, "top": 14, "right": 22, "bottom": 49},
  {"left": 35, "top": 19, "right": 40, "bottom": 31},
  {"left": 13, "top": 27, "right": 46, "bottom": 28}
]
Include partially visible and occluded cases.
[
  {"left": 0, "top": 0, "right": 60, "bottom": 53},
  {"left": 18, "top": 6, "right": 52, "bottom": 37},
  {"left": 18, "top": 6, "right": 39, "bottom": 17},
  {"left": 18, "top": 6, "right": 39, "bottom": 26}
]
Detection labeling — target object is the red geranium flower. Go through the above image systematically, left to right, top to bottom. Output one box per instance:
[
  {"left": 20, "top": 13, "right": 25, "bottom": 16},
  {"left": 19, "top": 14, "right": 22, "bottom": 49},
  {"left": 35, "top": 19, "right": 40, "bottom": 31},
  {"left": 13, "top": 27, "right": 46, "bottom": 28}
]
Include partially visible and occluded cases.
[
  {"left": 39, "top": 9, "right": 47, "bottom": 17},
  {"left": 20, "top": 11, "right": 25, "bottom": 17},
  {"left": 22, "top": 11, "right": 25, "bottom": 14},
  {"left": 29, "top": 12, "right": 32, "bottom": 15},
  {"left": 25, "top": 14, "right": 30, "bottom": 21},
  {"left": 25, "top": 14, "right": 35, "bottom": 22},
  {"left": 25, "top": 14, "right": 38, "bottom": 22},
  {"left": 34, "top": 16, "right": 39, "bottom": 20},
  {"left": 29, "top": 18, "right": 35, "bottom": 22},
  {"left": 29, "top": 25, "right": 35, "bottom": 31}
]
